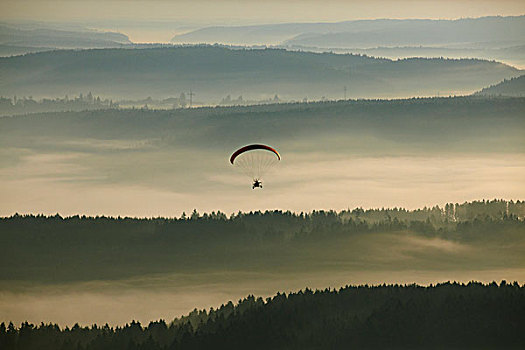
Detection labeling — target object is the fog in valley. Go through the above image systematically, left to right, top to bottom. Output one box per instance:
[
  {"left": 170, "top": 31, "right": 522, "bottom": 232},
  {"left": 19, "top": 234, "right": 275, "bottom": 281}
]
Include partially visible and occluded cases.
[
  {"left": 1, "top": 2, "right": 525, "bottom": 344},
  {"left": 1, "top": 98, "right": 524, "bottom": 326},
  {"left": 1, "top": 98, "right": 524, "bottom": 216},
  {"left": 3, "top": 268, "right": 525, "bottom": 327}
]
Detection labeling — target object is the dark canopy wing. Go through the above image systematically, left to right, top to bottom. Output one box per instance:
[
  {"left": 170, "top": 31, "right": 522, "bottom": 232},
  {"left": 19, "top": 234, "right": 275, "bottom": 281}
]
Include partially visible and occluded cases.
[{"left": 230, "top": 144, "right": 281, "bottom": 164}]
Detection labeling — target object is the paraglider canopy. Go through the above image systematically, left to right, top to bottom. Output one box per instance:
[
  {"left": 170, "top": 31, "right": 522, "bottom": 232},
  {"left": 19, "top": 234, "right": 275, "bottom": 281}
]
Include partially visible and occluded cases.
[
  {"left": 229, "top": 144, "right": 280, "bottom": 164},
  {"left": 230, "top": 144, "right": 280, "bottom": 185}
]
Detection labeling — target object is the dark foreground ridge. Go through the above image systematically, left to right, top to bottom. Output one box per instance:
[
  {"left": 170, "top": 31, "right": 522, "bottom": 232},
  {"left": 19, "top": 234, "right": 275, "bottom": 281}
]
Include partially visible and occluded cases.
[{"left": 1, "top": 282, "right": 524, "bottom": 349}]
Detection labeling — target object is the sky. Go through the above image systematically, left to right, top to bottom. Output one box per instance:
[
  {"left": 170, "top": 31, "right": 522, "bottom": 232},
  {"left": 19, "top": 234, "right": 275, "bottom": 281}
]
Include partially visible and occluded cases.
[
  {"left": 1, "top": 0, "right": 525, "bottom": 42},
  {"left": 2, "top": 0, "right": 525, "bottom": 22}
]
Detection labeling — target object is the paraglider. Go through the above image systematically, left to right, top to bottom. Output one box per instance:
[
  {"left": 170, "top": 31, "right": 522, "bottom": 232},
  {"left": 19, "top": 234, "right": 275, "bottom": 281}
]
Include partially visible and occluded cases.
[
  {"left": 230, "top": 144, "right": 280, "bottom": 189},
  {"left": 252, "top": 179, "right": 262, "bottom": 189}
]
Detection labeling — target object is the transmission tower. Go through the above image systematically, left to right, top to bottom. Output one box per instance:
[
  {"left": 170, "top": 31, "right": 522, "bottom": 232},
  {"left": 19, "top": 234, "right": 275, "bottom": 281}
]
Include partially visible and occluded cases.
[{"left": 188, "top": 90, "right": 195, "bottom": 107}]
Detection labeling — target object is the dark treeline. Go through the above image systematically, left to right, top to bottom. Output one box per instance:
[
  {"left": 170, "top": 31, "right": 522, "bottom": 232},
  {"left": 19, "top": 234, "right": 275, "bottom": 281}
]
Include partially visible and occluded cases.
[
  {"left": 1, "top": 96, "right": 522, "bottom": 135},
  {"left": 4, "top": 198, "right": 524, "bottom": 225},
  {"left": 1, "top": 200, "right": 524, "bottom": 282},
  {"left": 1, "top": 282, "right": 524, "bottom": 349}
]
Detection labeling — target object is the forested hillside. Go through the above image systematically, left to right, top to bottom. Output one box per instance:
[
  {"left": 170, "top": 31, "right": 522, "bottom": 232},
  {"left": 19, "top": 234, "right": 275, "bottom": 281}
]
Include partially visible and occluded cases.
[
  {"left": 0, "top": 46, "right": 520, "bottom": 101},
  {"left": 476, "top": 75, "right": 525, "bottom": 96},
  {"left": 1, "top": 200, "right": 524, "bottom": 282},
  {"left": 1, "top": 282, "right": 524, "bottom": 349}
]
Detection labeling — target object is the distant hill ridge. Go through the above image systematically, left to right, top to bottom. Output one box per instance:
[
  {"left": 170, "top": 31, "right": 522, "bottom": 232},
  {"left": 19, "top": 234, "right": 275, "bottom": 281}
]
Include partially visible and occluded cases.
[
  {"left": 171, "top": 15, "right": 525, "bottom": 48},
  {"left": 0, "top": 23, "right": 131, "bottom": 56},
  {"left": 0, "top": 24, "right": 131, "bottom": 48},
  {"left": 0, "top": 46, "right": 521, "bottom": 101},
  {"left": 476, "top": 75, "right": 525, "bottom": 96}
]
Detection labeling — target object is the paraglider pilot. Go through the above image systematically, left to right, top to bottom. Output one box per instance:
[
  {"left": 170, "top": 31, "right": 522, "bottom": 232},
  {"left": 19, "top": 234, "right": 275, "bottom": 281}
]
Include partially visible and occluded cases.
[{"left": 252, "top": 179, "right": 262, "bottom": 189}]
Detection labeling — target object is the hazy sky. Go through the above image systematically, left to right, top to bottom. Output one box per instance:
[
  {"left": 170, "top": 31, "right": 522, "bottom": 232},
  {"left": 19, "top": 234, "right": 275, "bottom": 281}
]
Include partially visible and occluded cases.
[{"left": 2, "top": 0, "right": 524, "bottom": 23}]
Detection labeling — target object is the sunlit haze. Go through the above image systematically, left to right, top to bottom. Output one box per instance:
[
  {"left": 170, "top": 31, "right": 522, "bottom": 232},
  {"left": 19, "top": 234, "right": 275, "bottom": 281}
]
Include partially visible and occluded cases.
[
  {"left": 1, "top": 0, "right": 525, "bottom": 42},
  {"left": 1, "top": 0, "right": 524, "bottom": 343}
]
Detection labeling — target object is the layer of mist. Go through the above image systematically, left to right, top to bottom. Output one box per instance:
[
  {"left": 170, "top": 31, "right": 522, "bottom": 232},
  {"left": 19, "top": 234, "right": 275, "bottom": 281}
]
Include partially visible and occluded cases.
[
  {"left": 1, "top": 97, "right": 524, "bottom": 326},
  {"left": 1, "top": 97, "right": 524, "bottom": 216}
]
